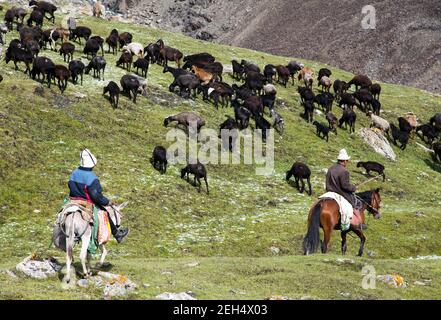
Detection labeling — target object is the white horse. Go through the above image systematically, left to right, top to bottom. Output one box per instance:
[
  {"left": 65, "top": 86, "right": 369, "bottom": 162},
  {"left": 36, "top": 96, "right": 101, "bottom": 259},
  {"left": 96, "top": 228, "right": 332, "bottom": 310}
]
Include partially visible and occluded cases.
[{"left": 62, "top": 202, "right": 128, "bottom": 284}]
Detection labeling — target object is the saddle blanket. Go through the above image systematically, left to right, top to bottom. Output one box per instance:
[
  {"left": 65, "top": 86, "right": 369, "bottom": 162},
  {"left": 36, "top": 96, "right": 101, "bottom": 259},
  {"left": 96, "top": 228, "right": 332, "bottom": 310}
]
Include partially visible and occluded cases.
[{"left": 319, "top": 192, "right": 353, "bottom": 231}]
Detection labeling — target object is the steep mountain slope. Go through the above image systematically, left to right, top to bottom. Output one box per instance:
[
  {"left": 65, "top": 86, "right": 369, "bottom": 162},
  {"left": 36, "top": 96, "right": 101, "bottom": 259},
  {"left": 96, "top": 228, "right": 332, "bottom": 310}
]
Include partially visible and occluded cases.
[
  {"left": 122, "top": 0, "right": 441, "bottom": 93},
  {"left": 1, "top": 5, "right": 441, "bottom": 299}
]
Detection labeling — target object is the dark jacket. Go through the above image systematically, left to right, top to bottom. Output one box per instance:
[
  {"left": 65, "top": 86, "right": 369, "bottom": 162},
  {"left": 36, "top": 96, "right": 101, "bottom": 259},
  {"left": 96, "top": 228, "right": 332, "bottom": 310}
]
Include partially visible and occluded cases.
[
  {"left": 326, "top": 162, "right": 356, "bottom": 205},
  {"left": 68, "top": 167, "right": 109, "bottom": 207}
]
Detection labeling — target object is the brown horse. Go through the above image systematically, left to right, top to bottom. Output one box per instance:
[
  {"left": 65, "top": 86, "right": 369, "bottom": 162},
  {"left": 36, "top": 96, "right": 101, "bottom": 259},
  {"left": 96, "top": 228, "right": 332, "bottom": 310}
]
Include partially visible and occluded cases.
[{"left": 303, "top": 188, "right": 382, "bottom": 256}]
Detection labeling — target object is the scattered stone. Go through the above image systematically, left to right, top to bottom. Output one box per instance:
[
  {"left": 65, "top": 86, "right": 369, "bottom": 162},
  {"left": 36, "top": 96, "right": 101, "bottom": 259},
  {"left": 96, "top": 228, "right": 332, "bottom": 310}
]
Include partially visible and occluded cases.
[
  {"left": 34, "top": 85, "right": 45, "bottom": 96},
  {"left": 72, "top": 92, "right": 87, "bottom": 100},
  {"left": 314, "top": 109, "right": 323, "bottom": 116},
  {"left": 33, "top": 209, "right": 41, "bottom": 214},
  {"left": 415, "top": 211, "right": 426, "bottom": 217},
  {"left": 270, "top": 246, "right": 280, "bottom": 255},
  {"left": 367, "top": 251, "right": 376, "bottom": 257},
  {"left": 15, "top": 255, "right": 62, "bottom": 280},
  {"left": 185, "top": 262, "right": 200, "bottom": 267},
  {"left": 5, "top": 270, "right": 17, "bottom": 278},
  {"left": 161, "top": 271, "right": 174, "bottom": 275},
  {"left": 102, "top": 274, "right": 137, "bottom": 299},
  {"left": 77, "top": 279, "right": 89, "bottom": 288},
  {"left": 414, "top": 279, "right": 431, "bottom": 286},
  {"left": 143, "top": 283, "right": 150, "bottom": 288},
  {"left": 156, "top": 292, "right": 196, "bottom": 300},
  {"left": 340, "top": 292, "right": 351, "bottom": 297},
  {"left": 267, "top": 295, "right": 289, "bottom": 300},
  {"left": 300, "top": 295, "right": 314, "bottom": 300}
]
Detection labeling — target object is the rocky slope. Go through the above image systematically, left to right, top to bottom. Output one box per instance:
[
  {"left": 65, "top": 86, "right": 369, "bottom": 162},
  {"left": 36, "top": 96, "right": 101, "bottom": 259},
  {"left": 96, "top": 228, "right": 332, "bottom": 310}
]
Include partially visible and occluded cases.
[{"left": 122, "top": 0, "right": 441, "bottom": 93}]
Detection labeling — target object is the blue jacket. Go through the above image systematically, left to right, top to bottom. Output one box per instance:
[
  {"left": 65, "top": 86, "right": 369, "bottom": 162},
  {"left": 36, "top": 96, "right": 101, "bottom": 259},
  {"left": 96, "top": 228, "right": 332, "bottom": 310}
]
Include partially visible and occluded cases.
[{"left": 68, "top": 167, "right": 109, "bottom": 207}]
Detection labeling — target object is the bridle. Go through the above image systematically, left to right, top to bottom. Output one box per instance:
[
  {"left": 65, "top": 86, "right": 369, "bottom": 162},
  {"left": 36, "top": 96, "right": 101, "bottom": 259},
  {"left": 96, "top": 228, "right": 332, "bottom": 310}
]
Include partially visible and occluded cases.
[{"left": 355, "top": 192, "right": 381, "bottom": 217}]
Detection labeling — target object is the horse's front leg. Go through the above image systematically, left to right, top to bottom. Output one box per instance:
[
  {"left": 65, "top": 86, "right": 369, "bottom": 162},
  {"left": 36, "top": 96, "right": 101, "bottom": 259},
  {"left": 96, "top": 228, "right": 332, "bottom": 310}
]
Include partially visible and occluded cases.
[
  {"left": 80, "top": 228, "right": 92, "bottom": 277},
  {"left": 353, "top": 229, "right": 366, "bottom": 256},
  {"left": 341, "top": 230, "right": 349, "bottom": 255}
]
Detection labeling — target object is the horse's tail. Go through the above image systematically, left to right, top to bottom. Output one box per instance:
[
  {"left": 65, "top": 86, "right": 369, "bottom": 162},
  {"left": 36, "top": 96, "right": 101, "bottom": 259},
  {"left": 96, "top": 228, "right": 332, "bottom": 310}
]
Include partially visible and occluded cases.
[{"left": 303, "top": 201, "right": 322, "bottom": 255}]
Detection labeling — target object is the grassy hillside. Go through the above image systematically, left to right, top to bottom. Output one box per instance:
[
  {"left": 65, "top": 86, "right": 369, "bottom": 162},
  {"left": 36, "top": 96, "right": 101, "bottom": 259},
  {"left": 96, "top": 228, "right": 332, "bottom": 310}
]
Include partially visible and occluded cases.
[{"left": 0, "top": 7, "right": 441, "bottom": 299}]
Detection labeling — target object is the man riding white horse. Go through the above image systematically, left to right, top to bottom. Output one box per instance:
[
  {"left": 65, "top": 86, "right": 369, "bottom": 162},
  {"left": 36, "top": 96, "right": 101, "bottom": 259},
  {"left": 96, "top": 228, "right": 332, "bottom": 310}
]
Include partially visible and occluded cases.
[
  {"left": 68, "top": 149, "right": 129, "bottom": 243},
  {"left": 320, "top": 149, "right": 367, "bottom": 231}
]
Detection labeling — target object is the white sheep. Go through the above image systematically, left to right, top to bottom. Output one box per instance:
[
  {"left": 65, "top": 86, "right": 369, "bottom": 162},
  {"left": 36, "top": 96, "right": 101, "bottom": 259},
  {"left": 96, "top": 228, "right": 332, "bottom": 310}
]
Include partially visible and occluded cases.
[
  {"left": 122, "top": 42, "right": 144, "bottom": 58},
  {"left": 263, "top": 83, "right": 277, "bottom": 95},
  {"left": 367, "top": 111, "right": 389, "bottom": 135}
]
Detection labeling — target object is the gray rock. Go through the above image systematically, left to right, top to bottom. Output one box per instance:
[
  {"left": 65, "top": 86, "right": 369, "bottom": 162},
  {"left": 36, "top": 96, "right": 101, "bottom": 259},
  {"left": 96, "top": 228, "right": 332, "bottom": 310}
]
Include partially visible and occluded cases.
[
  {"left": 358, "top": 128, "right": 396, "bottom": 161},
  {"left": 16, "top": 255, "right": 62, "bottom": 280},
  {"left": 77, "top": 279, "right": 89, "bottom": 288},
  {"left": 156, "top": 292, "right": 196, "bottom": 300}
]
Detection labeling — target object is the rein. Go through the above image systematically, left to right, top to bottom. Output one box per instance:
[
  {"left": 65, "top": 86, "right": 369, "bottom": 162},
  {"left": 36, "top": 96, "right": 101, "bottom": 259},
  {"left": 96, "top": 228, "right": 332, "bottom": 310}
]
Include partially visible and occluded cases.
[{"left": 355, "top": 193, "right": 379, "bottom": 215}]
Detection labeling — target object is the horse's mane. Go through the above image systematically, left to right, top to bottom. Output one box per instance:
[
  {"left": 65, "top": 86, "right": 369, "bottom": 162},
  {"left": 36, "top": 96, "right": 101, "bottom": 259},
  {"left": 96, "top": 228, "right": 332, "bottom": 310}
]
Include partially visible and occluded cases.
[{"left": 355, "top": 190, "right": 373, "bottom": 204}]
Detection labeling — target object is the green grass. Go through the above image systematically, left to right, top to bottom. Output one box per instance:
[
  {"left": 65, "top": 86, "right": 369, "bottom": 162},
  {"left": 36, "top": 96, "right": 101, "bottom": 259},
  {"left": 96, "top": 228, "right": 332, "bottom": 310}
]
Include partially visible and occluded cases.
[{"left": 0, "top": 6, "right": 441, "bottom": 299}]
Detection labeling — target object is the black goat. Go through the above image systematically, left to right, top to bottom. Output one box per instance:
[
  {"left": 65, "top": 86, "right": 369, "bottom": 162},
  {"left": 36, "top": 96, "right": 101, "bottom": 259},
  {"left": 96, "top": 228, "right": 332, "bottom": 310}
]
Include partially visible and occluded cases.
[
  {"left": 70, "top": 26, "right": 91, "bottom": 45},
  {"left": 83, "top": 38, "right": 100, "bottom": 59},
  {"left": 59, "top": 42, "right": 75, "bottom": 62},
  {"left": 85, "top": 55, "right": 106, "bottom": 80},
  {"left": 31, "top": 56, "right": 54, "bottom": 87},
  {"left": 133, "top": 57, "right": 149, "bottom": 78},
  {"left": 231, "top": 59, "right": 244, "bottom": 80},
  {"left": 68, "top": 60, "right": 84, "bottom": 85},
  {"left": 103, "top": 81, "right": 120, "bottom": 108},
  {"left": 314, "top": 92, "right": 334, "bottom": 113},
  {"left": 232, "top": 99, "right": 251, "bottom": 130},
  {"left": 303, "top": 100, "right": 314, "bottom": 123},
  {"left": 338, "top": 108, "right": 356, "bottom": 133},
  {"left": 326, "top": 112, "right": 338, "bottom": 135},
  {"left": 254, "top": 114, "right": 271, "bottom": 142},
  {"left": 398, "top": 117, "right": 413, "bottom": 134},
  {"left": 313, "top": 121, "right": 330, "bottom": 142},
  {"left": 390, "top": 123, "right": 409, "bottom": 150},
  {"left": 416, "top": 124, "right": 437, "bottom": 144},
  {"left": 152, "top": 146, "right": 168, "bottom": 174},
  {"left": 357, "top": 161, "right": 385, "bottom": 182},
  {"left": 181, "top": 162, "right": 209, "bottom": 194},
  {"left": 286, "top": 162, "right": 312, "bottom": 195}
]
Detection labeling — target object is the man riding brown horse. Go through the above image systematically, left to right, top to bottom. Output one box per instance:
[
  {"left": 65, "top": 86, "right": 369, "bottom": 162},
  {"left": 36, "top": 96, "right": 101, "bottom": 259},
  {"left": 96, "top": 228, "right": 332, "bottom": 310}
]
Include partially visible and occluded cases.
[
  {"left": 325, "top": 148, "right": 366, "bottom": 231},
  {"left": 303, "top": 149, "right": 382, "bottom": 256}
]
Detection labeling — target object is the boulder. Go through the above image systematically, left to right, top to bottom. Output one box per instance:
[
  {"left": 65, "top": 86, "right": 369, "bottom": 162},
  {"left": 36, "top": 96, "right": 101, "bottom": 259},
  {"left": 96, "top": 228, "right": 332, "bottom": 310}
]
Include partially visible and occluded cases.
[
  {"left": 358, "top": 127, "right": 396, "bottom": 161},
  {"left": 15, "top": 255, "right": 62, "bottom": 280}
]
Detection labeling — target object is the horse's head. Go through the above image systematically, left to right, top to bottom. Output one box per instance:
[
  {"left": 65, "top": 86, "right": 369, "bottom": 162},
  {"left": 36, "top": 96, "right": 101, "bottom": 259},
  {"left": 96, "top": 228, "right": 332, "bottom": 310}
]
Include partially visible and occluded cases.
[
  {"left": 369, "top": 188, "right": 382, "bottom": 219},
  {"left": 107, "top": 201, "right": 129, "bottom": 228}
]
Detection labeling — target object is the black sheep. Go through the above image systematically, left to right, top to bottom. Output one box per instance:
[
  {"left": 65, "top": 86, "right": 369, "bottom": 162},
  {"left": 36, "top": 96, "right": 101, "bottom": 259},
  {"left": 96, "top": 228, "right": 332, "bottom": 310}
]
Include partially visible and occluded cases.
[
  {"left": 70, "top": 26, "right": 91, "bottom": 45},
  {"left": 83, "top": 38, "right": 100, "bottom": 59},
  {"left": 59, "top": 42, "right": 75, "bottom": 62},
  {"left": 85, "top": 55, "right": 106, "bottom": 80},
  {"left": 31, "top": 56, "right": 55, "bottom": 86},
  {"left": 133, "top": 57, "right": 149, "bottom": 78},
  {"left": 231, "top": 59, "right": 244, "bottom": 80},
  {"left": 68, "top": 60, "right": 85, "bottom": 85},
  {"left": 103, "top": 81, "right": 120, "bottom": 108},
  {"left": 298, "top": 86, "right": 315, "bottom": 103},
  {"left": 314, "top": 92, "right": 334, "bottom": 113},
  {"left": 339, "top": 93, "right": 357, "bottom": 109},
  {"left": 232, "top": 99, "right": 251, "bottom": 130},
  {"left": 303, "top": 100, "right": 314, "bottom": 123},
  {"left": 338, "top": 108, "right": 357, "bottom": 133},
  {"left": 254, "top": 114, "right": 271, "bottom": 142},
  {"left": 219, "top": 116, "right": 239, "bottom": 152},
  {"left": 398, "top": 117, "right": 413, "bottom": 134},
  {"left": 313, "top": 121, "right": 330, "bottom": 142},
  {"left": 390, "top": 123, "right": 409, "bottom": 150},
  {"left": 416, "top": 124, "right": 437, "bottom": 144},
  {"left": 152, "top": 146, "right": 168, "bottom": 174},
  {"left": 357, "top": 161, "right": 385, "bottom": 181},
  {"left": 181, "top": 162, "right": 209, "bottom": 194},
  {"left": 286, "top": 162, "right": 312, "bottom": 195}
]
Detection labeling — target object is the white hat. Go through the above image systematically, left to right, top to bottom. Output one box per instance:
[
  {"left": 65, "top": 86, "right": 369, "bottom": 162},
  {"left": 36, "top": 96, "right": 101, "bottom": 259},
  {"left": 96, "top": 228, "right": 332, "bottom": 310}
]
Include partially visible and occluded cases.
[
  {"left": 337, "top": 148, "right": 351, "bottom": 161},
  {"left": 80, "top": 149, "right": 97, "bottom": 168}
]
